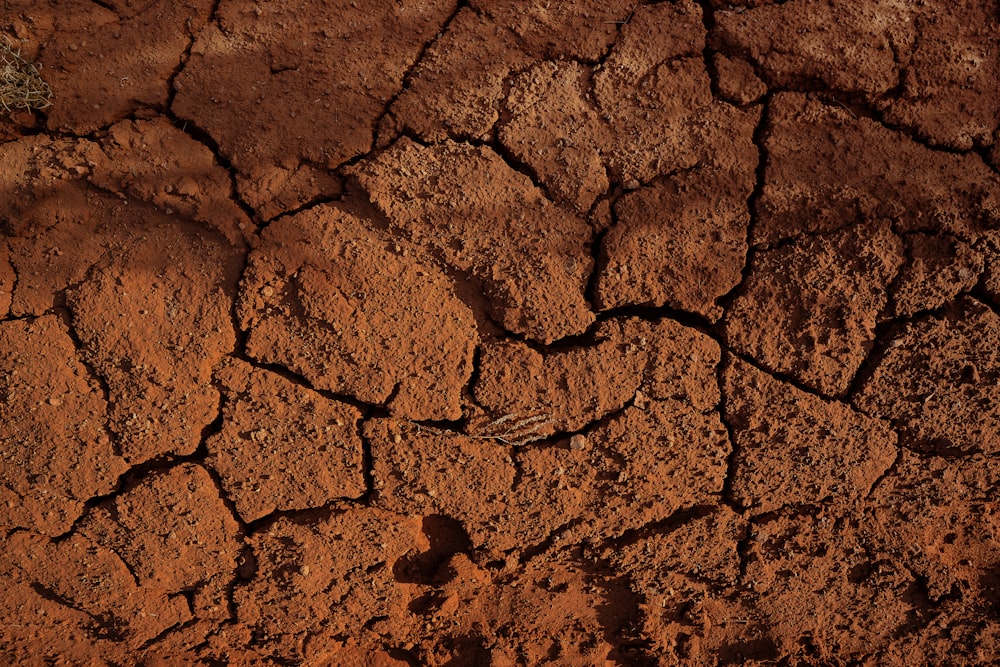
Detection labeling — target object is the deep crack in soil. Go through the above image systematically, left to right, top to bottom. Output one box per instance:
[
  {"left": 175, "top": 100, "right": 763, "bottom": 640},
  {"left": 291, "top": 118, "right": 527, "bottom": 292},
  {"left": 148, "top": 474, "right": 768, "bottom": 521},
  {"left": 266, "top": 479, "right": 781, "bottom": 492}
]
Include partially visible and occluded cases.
[{"left": 2, "top": 0, "right": 1000, "bottom": 665}]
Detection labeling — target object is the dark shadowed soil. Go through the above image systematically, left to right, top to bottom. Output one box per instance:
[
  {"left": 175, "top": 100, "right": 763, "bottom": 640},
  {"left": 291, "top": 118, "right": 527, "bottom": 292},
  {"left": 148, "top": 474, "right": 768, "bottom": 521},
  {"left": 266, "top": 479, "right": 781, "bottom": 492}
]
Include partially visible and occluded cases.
[{"left": 2, "top": 1, "right": 999, "bottom": 665}]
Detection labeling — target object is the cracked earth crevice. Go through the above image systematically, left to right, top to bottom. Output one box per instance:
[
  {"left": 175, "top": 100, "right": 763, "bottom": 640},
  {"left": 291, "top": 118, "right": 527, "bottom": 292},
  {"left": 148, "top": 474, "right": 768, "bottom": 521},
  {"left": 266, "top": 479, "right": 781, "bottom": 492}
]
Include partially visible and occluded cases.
[
  {"left": 2, "top": 0, "right": 999, "bottom": 664},
  {"left": 371, "top": 0, "right": 469, "bottom": 152}
]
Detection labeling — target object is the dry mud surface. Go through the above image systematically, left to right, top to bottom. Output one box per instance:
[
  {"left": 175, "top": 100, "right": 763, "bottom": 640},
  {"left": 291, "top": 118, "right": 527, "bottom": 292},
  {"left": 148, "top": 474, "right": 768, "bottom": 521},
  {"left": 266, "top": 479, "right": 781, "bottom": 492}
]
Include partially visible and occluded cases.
[{"left": 2, "top": 1, "right": 1000, "bottom": 665}]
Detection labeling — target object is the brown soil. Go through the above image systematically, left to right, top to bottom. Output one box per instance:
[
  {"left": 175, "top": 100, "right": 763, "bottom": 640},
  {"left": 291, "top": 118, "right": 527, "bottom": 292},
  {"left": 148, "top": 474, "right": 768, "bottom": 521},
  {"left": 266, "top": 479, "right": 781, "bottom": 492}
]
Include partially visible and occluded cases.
[{"left": 2, "top": 1, "right": 999, "bottom": 665}]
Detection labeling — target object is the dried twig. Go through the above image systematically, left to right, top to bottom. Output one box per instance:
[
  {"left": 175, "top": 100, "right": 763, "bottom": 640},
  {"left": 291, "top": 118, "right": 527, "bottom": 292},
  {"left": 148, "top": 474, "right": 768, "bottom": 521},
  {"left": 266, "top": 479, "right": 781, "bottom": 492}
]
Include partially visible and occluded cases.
[
  {"left": 408, "top": 411, "right": 556, "bottom": 447},
  {"left": 471, "top": 411, "right": 555, "bottom": 446}
]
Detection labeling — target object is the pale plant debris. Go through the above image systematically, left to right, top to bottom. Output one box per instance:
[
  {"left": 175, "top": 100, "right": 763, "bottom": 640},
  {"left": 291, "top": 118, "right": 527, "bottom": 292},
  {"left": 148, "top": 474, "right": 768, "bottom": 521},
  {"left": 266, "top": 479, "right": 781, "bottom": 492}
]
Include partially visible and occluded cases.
[
  {"left": 1, "top": 39, "right": 53, "bottom": 113},
  {"left": 411, "top": 411, "right": 555, "bottom": 447},
  {"left": 474, "top": 411, "right": 555, "bottom": 446}
]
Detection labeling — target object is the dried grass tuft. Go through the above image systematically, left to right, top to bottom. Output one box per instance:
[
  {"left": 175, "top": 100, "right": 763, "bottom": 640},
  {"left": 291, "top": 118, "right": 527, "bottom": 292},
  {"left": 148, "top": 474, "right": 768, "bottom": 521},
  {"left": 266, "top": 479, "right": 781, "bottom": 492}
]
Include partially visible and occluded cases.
[{"left": 1, "top": 39, "right": 52, "bottom": 113}]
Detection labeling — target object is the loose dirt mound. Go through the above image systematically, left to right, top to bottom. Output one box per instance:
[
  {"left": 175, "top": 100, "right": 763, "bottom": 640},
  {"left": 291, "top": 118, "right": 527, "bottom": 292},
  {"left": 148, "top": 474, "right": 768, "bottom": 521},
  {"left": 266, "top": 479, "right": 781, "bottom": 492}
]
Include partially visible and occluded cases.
[{"left": 2, "top": 1, "right": 999, "bottom": 665}]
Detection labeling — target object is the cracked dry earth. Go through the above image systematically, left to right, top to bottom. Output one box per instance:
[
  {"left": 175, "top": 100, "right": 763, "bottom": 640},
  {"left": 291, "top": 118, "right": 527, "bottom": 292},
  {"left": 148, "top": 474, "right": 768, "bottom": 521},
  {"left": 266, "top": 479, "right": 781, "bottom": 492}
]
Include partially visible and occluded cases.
[{"left": 1, "top": 0, "right": 1000, "bottom": 665}]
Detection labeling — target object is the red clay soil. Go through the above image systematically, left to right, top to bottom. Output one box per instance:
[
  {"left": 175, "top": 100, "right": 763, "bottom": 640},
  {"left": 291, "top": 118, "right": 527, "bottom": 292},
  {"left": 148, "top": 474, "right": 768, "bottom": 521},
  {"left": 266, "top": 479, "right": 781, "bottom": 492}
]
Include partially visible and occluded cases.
[{"left": 1, "top": 1, "right": 999, "bottom": 665}]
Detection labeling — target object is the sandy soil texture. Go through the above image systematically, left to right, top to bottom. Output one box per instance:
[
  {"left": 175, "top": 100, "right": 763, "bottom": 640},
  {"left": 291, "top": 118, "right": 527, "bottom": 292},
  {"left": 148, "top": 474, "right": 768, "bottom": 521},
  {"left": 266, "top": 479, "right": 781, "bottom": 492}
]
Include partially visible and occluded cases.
[{"left": 2, "top": 1, "right": 999, "bottom": 665}]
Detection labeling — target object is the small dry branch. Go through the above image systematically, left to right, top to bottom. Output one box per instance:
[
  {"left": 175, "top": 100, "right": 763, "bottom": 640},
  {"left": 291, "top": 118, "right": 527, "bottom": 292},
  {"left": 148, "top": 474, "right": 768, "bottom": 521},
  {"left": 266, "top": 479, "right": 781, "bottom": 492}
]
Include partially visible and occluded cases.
[
  {"left": 409, "top": 411, "right": 555, "bottom": 447},
  {"left": 470, "top": 411, "right": 555, "bottom": 446}
]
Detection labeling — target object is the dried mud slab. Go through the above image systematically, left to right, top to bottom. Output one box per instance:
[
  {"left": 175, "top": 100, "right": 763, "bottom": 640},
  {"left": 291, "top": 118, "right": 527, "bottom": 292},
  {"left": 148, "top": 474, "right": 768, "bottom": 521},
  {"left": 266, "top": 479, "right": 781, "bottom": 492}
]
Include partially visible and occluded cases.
[
  {"left": 5, "top": 0, "right": 214, "bottom": 133},
  {"left": 174, "top": 0, "right": 456, "bottom": 219},
  {"left": 471, "top": 0, "right": 633, "bottom": 61},
  {"left": 713, "top": 0, "right": 913, "bottom": 98},
  {"left": 714, "top": 0, "right": 1000, "bottom": 150},
  {"left": 592, "top": 1, "right": 760, "bottom": 184},
  {"left": 879, "top": 3, "right": 1000, "bottom": 151},
  {"left": 583, "top": 4, "right": 762, "bottom": 318},
  {"left": 386, "top": 9, "right": 532, "bottom": 143},
  {"left": 497, "top": 32, "right": 757, "bottom": 215},
  {"left": 713, "top": 52, "right": 768, "bottom": 105},
  {"left": 498, "top": 61, "right": 610, "bottom": 213},
  {"left": 757, "top": 93, "right": 1000, "bottom": 244},
  {"left": 88, "top": 117, "right": 253, "bottom": 245},
  {"left": 2, "top": 127, "right": 248, "bottom": 312},
  {"left": 1, "top": 133, "right": 246, "bottom": 467},
  {"left": 1, "top": 136, "right": 115, "bottom": 316},
  {"left": 354, "top": 138, "right": 594, "bottom": 343},
  {"left": 595, "top": 158, "right": 757, "bottom": 320},
  {"left": 237, "top": 203, "right": 476, "bottom": 421},
  {"left": 68, "top": 221, "right": 242, "bottom": 464},
  {"left": 724, "top": 221, "right": 904, "bottom": 396},
  {"left": 887, "top": 233, "right": 984, "bottom": 318},
  {"left": 0, "top": 246, "right": 13, "bottom": 318},
  {"left": 854, "top": 297, "right": 1000, "bottom": 456},
  {"left": 0, "top": 315, "right": 127, "bottom": 536},
  {"left": 370, "top": 316, "right": 725, "bottom": 556},
  {"left": 472, "top": 316, "right": 721, "bottom": 440},
  {"left": 622, "top": 317, "right": 722, "bottom": 409},
  {"left": 472, "top": 329, "right": 645, "bottom": 439},
  {"left": 723, "top": 357, "right": 898, "bottom": 512},
  {"left": 207, "top": 359, "right": 366, "bottom": 523},
  {"left": 368, "top": 396, "right": 729, "bottom": 557},
  {"left": 550, "top": 398, "right": 729, "bottom": 538},
  {"left": 366, "top": 418, "right": 518, "bottom": 552},
  {"left": 867, "top": 451, "right": 1000, "bottom": 605},
  {"left": 744, "top": 457, "right": 1000, "bottom": 664},
  {"left": 76, "top": 464, "right": 243, "bottom": 621},
  {"left": 606, "top": 507, "right": 751, "bottom": 662},
  {"left": 610, "top": 507, "right": 746, "bottom": 591},
  {"left": 234, "top": 508, "right": 428, "bottom": 662},
  {"left": 743, "top": 510, "right": 922, "bottom": 662},
  {"left": 1, "top": 531, "right": 192, "bottom": 650},
  {"left": 0, "top": 548, "right": 127, "bottom": 666},
  {"left": 405, "top": 551, "right": 640, "bottom": 666}
]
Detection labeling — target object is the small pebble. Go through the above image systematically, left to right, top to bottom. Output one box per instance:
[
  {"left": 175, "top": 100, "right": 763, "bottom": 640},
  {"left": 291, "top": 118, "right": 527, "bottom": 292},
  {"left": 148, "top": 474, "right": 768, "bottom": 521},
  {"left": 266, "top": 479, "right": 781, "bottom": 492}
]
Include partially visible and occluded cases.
[
  {"left": 633, "top": 390, "right": 647, "bottom": 408},
  {"left": 48, "top": 397, "right": 62, "bottom": 406},
  {"left": 569, "top": 434, "right": 587, "bottom": 450}
]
